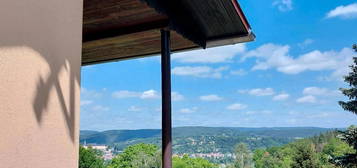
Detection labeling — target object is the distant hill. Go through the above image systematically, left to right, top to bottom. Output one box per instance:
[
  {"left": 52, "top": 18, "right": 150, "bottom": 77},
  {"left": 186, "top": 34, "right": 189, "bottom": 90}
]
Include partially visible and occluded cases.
[
  {"left": 170, "top": 126, "right": 332, "bottom": 138},
  {"left": 80, "top": 127, "right": 335, "bottom": 163},
  {"left": 81, "top": 127, "right": 331, "bottom": 145},
  {"left": 80, "top": 129, "right": 161, "bottom": 145},
  {"left": 80, "top": 130, "right": 99, "bottom": 137}
]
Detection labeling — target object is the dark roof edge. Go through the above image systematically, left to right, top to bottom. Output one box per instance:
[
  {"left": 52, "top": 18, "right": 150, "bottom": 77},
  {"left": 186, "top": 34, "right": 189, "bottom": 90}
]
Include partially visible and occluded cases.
[
  {"left": 140, "top": 0, "right": 207, "bottom": 47},
  {"left": 231, "top": 0, "right": 252, "bottom": 31},
  {"left": 206, "top": 33, "right": 255, "bottom": 48},
  {"left": 82, "top": 46, "right": 200, "bottom": 66}
]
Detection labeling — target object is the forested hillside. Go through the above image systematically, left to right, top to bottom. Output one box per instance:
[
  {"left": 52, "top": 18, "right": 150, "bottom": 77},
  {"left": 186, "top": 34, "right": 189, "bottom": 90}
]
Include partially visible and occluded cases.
[
  {"left": 80, "top": 127, "right": 333, "bottom": 163},
  {"left": 79, "top": 128, "right": 356, "bottom": 168},
  {"left": 253, "top": 130, "right": 356, "bottom": 168}
]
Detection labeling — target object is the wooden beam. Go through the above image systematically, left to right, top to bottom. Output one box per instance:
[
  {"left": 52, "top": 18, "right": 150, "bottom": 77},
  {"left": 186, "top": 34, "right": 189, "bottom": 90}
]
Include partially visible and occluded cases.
[
  {"left": 83, "top": 19, "right": 169, "bottom": 42},
  {"left": 82, "top": 30, "right": 197, "bottom": 65}
]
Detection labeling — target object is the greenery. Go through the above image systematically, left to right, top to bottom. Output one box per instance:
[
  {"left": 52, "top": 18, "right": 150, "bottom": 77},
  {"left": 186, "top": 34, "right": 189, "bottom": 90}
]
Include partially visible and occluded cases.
[
  {"left": 339, "top": 59, "right": 357, "bottom": 116},
  {"left": 80, "top": 127, "right": 332, "bottom": 163},
  {"left": 80, "top": 127, "right": 332, "bottom": 146},
  {"left": 79, "top": 130, "right": 356, "bottom": 168},
  {"left": 252, "top": 131, "right": 355, "bottom": 168},
  {"left": 91, "top": 143, "right": 218, "bottom": 168},
  {"left": 108, "top": 143, "right": 161, "bottom": 168},
  {"left": 228, "top": 143, "right": 253, "bottom": 168},
  {"left": 79, "top": 146, "right": 105, "bottom": 168},
  {"left": 173, "top": 155, "right": 218, "bottom": 168}
]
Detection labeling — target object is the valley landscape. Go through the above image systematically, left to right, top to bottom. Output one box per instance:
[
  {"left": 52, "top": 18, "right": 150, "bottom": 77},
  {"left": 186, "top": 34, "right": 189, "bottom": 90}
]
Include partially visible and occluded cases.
[{"left": 80, "top": 127, "right": 333, "bottom": 164}]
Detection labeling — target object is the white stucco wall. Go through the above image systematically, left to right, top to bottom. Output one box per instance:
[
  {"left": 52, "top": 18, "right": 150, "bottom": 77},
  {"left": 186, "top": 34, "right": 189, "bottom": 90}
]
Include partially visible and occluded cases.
[{"left": 0, "top": 0, "right": 83, "bottom": 167}]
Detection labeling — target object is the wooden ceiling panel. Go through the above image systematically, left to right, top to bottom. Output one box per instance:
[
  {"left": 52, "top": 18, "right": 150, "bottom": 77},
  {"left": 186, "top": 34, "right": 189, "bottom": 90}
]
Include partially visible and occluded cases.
[
  {"left": 82, "top": 0, "right": 253, "bottom": 65},
  {"left": 83, "top": 0, "right": 167, "bottom": 35},
  {"left": 82, "top": 30, "right": 197, "bottom": 65}
]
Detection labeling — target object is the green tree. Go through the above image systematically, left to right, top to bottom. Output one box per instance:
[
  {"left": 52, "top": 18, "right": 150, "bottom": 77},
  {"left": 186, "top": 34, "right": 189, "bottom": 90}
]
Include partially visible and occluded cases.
[
  {"left": 334, "top": 44, "right": 357, "bottom": 167},
  {"left": 339, "top": 60, "right": 357, "bottom": 115},
  {"left": 333, "top": 126, "right": 357, "bottom": 167},
  {"left": 252, "top": 132, "right": 355, "bottom": 168},
  {"left": 323, "top": 137, "right": 354, "bottom": 159},
  {"left": 291, "top": 141, "right": 321, "bottom": 168},
  {"left": 108, "top": 143, "right": 160, "bottom": 168},
  {"left": 230, "top": 143, "right": 253, "bottom": 168},
  {"left": 79, "top": 146, "right": 105, "bottom": 168},
  {"left": 253, "top": 146, "right": 294, "bottom": 168},
  {"left": 253, "top": 149, "right": 282, "bottom": 168},
  {"left": 173, "top": 154, "right": 218, "bottom": 168}
]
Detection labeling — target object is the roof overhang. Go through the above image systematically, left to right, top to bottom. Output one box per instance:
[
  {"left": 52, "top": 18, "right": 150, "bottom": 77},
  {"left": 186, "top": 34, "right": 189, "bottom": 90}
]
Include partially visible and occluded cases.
[{"left": 82, "top": 0, "right": 254, "bottom": 65}]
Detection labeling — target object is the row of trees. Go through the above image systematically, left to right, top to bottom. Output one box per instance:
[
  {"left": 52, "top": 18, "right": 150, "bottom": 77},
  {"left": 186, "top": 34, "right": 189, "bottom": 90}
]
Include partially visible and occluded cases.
[
  {"left": 79, "top": 130, "right": 355, "bottom": 168},
  {"left": 252, "top": 130, "right": 355, "bottom": 168},
  {"left": 79, "top": 143, "right": 218, "bottom": 168}
]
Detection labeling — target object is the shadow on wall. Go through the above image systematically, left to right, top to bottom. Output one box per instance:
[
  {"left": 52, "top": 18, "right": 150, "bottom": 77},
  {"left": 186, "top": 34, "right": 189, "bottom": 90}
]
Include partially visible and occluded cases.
[
  {"left": 0, "top": 0, "right": 82, "bottom": 144},
  {"left": 32, "top": 53, "right": 80, "bottom": 144}
]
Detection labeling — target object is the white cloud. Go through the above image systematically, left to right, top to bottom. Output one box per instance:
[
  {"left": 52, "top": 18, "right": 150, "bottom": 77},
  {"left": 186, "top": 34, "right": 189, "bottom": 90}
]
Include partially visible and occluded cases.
[
  {"left": 273, "top": 0, "right": 293, "bottom": 12},
  {"left": 326, "top": 3, "right": 357, "bottom": 19},
  {"left": 298, "top": 39, "right": 314, "bottom": 48},
  {"left": 243, "top": 43, "right": 356, "bottom": 80},
  {"left": 172, "top": 44, "right": 246, "bottom": 63},
  {"left": 242, "top": 44, "right": 291, "bottom": 71},
  {"left": 172, "top": 66, "right": 229, "bottom": 78},
  {"left": 230, "top": 69, "right": 247, "bottom": 76},
  {"left": 298, "top": 87, "right": 340, "bottom": 104},
  {"left": 303, "top": 87, "right": 338, "bottom": 96},
  {"left": 81, "top": 88, "right": 103, "bottom": 99},
  {"left": 240, "top": 88, "right": 275, "bottom": 96},
  {"left": 249, "top": 88, "right": 275, "bottom": 96},
  {"left": 112, "top": 89, "right": 160, "bottom": 99},
  {"left": 112, "top": 90, "right": 140, "bottom": 98},
  {"left": 140, "top": 90, "right": 160, "bottom": 99},
  {"left": 238, "top": 90, "right": 248, "bottom": 94},
  {"left": 172, "top": 92, "right": 184, "bottom": 101},
  {"left": 273, "top": 93, "right": 290, "bottom": 101},
  {"left": 200, "top": 94, "right": 223, "bottom": 101},
  {"left": 296, "top": 95, "right": 317, "bottom": 103},
  {"left": 81, "top": 100, "right": 93, "bottom": 106},
  {"left": 226, "top": 103, "right": 247, "bottom": 110},
  {"left": 92, "top": 105, "right": 110, "bottom": 111},
  {"left": 128, "top": 106, "right": 142, "bottom": 112},
  {"left": 155, "top": 107, "right": 162, "bottom": 112},
  {"left": 180, "top": 107, "right": 198, "bottom": 113},
  {"left": 245, "top": 110, "right": 272, "bottom": 115},
  {"left": 262, "top": 110, "right": 273, "bottom": 115},
  {"left": 244, "top": 111, "right": 256, "bottom": 115},
  {"left": 288, "top": 111, "right": 298, "bottom": 115},
  {"left": 307, "top": 112, "right": 331, "bottom": 119},
  {"left": 287, "top": 119, "right": 297, "bottom": 124}
]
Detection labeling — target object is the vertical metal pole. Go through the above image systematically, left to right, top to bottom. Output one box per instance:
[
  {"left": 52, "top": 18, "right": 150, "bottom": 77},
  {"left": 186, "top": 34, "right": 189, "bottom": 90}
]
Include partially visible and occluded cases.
[{"left": 161, "top": 29, "right": 172, "bottom": 168}]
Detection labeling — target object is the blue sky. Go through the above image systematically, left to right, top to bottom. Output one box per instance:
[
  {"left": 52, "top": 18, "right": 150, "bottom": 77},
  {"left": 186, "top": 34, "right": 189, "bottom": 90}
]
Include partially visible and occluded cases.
[{"left": 80, "top": 0, "right": 357, "bottom": 131}]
